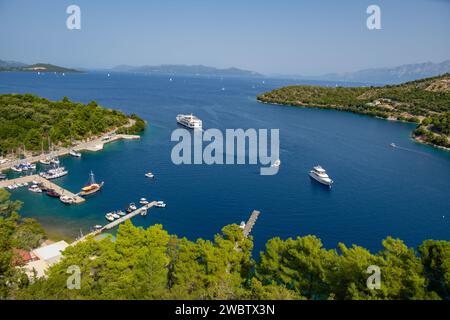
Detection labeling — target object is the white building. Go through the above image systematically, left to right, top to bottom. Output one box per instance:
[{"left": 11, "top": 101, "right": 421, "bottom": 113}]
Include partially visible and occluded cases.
[{"left": 23, "top": 240, "right": 69, "bottom": 278}]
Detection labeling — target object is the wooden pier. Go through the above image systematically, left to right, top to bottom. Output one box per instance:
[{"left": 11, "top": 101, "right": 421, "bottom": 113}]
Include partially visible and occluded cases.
[
  {"left": 0, "top": 174, "right": 85, "bottom": 204},
  {"left": 72, "top": 201, "right": 157, "bottom": 245},
  {"left": 242, "top": 210, "right": 260, "bottom": 237}
]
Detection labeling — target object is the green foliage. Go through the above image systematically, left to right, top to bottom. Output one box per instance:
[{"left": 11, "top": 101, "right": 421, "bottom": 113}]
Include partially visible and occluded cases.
[
  {"left": 257, "top": 74, "right": 450, "bottom": 149},
  {"left": 0, "top": 94, "right": 143, "bottom": 154},
  {"left": 116, "top": 114, "right": 146, "bottom": 135},
  {"left": 0, "top": 189, "right": 45, "bottom": 298},
  {"left": 8, "top": 218, "right": 449, "bottom": 300},
  {"left": 419, "top": 240, "right": 450, "bottom": 299}
]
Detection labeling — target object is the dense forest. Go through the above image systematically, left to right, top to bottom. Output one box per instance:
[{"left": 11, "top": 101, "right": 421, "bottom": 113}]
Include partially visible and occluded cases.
[
  {"left": 257, "top": 74, "right": 450, "bottom": 148},
  {"left": 0, "top": 94, "right": 145, "bottom": 155},
  {"left": 1, "top": 190, "right": 448, "bottom": 300}
]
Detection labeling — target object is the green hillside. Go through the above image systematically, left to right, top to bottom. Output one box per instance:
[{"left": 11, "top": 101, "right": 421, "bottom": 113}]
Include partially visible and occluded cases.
[{"left": 257, "top": 74, "right": 450, "bottom": 148}]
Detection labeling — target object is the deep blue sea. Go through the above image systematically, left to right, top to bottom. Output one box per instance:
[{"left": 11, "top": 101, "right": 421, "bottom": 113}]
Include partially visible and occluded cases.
[{"left": 0, "top": 72, "right": 449, "bottom": 254}]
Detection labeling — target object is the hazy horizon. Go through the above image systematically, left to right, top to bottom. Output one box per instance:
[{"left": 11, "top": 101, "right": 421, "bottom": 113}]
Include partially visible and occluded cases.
[{"left": 1, "top": 0, "right": 449, "bottom": 75}]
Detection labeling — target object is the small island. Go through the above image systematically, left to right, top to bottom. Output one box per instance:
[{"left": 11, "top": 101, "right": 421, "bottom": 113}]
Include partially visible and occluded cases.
[
  {"left": 0, "top": 61, "right": 80, "bottom": 73},
  {"left": 257, "top": 74, "right": 450, "bottom": 150}
]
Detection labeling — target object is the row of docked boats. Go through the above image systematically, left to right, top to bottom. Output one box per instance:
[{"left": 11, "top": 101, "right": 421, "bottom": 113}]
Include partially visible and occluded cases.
[
  {"left": 11, "top": 162, "right": 36, "bottom": 172},
  {"left": 39, "top": 165, "right": 68, "bottom": 180},
  {"left": 104, "top": 200, "right": 166, "bottom": 222}
]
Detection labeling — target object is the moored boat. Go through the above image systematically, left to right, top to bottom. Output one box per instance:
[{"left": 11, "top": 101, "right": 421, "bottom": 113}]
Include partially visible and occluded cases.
[
  {"left": 69, "top": 149, "right": 82, "bottom": 157},
  {"left": 39, "top": 157, "right": 52, "bottom": 165},
  {"left": 40, "top": 166, "right": 68, "bottom": 180},
  {"left": 78, "top": 171, "right": 104, "bottom": 196},
  {"left": 28, "top": 184, "right": 42, "bottom": 193},
  {"left": 46, "top": 189, "right": 61, "bottom": 198},
  {"left": 60, "top": 195, "right": 75, "bottom": 204},
  {"left": 140, "top": 197, "right": 149, "bottom": 205},
  {"left": 155, "top": 201, "right": 166, "bottom": 208},
  {"left": 126, "top": 202, "right": 137, "bottom": 213},
  {"left": 105, "top": 213, "right": 115, "bottom": 222}
]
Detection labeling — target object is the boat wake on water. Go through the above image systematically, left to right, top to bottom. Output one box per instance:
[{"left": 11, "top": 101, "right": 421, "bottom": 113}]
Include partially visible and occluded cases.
[{"left": 390, "top": 143, "right": 437, "bottom": 158}]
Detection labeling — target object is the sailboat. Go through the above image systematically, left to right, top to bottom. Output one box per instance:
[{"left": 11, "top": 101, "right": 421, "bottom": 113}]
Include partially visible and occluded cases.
[
  {"left": 39, "top": 139, "right": 52, "bottom": 165},
  {"left": 78, "top": 171, "right": 104, "bottom": 196}
]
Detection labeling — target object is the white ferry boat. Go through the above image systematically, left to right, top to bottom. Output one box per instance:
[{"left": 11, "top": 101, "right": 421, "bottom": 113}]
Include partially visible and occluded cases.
[
  {"left": 176, "top": 114, "right": 202, "bottom": 129},
  {"left": 309, "top": 165, "right": 334, "bottom": 187}
]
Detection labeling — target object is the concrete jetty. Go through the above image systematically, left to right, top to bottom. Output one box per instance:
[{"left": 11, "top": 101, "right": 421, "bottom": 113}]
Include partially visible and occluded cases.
[
  {"left": 0, "top": 174, "right": 85, "bottom": 204},
  {"left": 72, "top": 201, "right": 157, "bottom": 245},
  {"left": 243, "top": 210, "right": 260, "bottom": 237}
]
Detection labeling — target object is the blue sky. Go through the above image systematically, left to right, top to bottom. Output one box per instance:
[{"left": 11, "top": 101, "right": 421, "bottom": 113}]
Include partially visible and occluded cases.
[{"left": 0, "top": 0, "right": 449, "bottom": 75}]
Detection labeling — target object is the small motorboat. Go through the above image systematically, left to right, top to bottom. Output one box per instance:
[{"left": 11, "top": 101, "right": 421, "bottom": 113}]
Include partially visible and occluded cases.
[
  {"left": 390, "top": 143, "right": 396, "bottom": 148},
  {"left": 69, "top": 150, "right": 82, "bottom": 157},
  {"left": 39, "top": 157, "right": 52, "bottom": 165},
  {"left": 51, "top": 158, "right": 60, "bottom": 165},
  {"left": 271, "top": 159, "right": 281, "bottom": 167},
  {"left": 145, "top": 172, "right": 154, "bottom": 178},
  {"left": 0, "top": 173, "right": 7, "bottom": 180},
  {"left": 28, "top": 184, "right": 42, "bottom": 193},
  {"left": 46, "top": 189, "right": 61, "bottom": 198},
  {"left": 60, "top": 195, "right": 75, "bottom": 204},
  {"left": 140, "top": 198, "right": 149, "bottom": 205},
  {"left": 155, "top": 201, "right": 166, "bottom": 208},
  {"left": 126, "top": 203, "right": 137, "bottom": 213},
  {"left": 141, "top": 209, "right": 148, "bottom": 216},
  {"left": 117, "top": 210, "right": 126, "bottom": 216},
  {"left": 112, "top": 212, "right": 120, "bottom": 219},
  {"left": 105, "top": 213, "right": 115, "bottom": 222},
  {"left": 239, "top": 221, "right": 246, "bottom": 229},
  {"left": 93, "top": 225, "right": 103, "bottom": 230}
]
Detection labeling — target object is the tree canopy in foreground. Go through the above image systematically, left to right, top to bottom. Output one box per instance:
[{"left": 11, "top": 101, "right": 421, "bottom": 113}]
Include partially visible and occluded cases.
[{"left": 0, "top": 194, "right": 446, "bottom": 300}]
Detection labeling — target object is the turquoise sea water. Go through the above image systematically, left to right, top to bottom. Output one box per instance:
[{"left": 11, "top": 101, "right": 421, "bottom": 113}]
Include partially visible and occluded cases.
[{"left": 0, "top": 72, "right": 449, "bottom": 253}]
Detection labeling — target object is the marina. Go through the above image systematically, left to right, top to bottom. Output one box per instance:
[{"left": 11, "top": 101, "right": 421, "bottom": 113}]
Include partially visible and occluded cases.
[
  {"left": 1, "top": 73, "right": 449, "bottom": 254},
  {"left": 0, "top": 132, "right": 140, "bottom": 173},
  {"left": 0, "top": 174, "right": 85, "bottom": 204},
  {"left": 72, "top": 201, "right": 157, "bottom": 245}
]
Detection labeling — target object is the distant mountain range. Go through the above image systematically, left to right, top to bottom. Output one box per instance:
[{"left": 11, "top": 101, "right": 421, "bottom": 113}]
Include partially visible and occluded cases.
[
  {"left": 0, "top": 60, "right": 80, "bottom": 73},
  {"left": 306, "top": 60, "right": 450, "bottom": 84},
  {"left": 111, "top": 64, "right": 262, "bottom": 77}
]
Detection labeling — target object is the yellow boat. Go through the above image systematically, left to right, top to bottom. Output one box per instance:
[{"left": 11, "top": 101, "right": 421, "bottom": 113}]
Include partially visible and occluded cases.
[{"left": 79, "top": 171, "right": 104, "bottom": 196}]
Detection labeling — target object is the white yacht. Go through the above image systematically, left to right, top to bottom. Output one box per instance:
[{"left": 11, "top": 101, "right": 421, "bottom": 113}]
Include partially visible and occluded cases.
[
  {"left": 176, "top": 114, "right": 202, "bottom": 129},
  {"left": 69, "top": 150, "right": 82, "bottom": 157},
  {"left": 39, "top": 157, "right": 52, "bottom": 165},
  {"left": 309, "top": 165, "right": 334, "bottom": 187},
  {"left": 145, "top": 172, "right": 154, "bottom": 178},
  {"left": 28, "top": 185, "right": 42, "bottom": 193},
  {"left": 60, "top": 195, "right": 75, "bottom": 204},
  {"left": 140, "top": 198, "right": 149, "bottom": 205},
  {"left": 155, "top": 201, "right": 166, "bottom": 208},
  {"left": 105, "top": 213, "right": 115, "bottom": 222}
]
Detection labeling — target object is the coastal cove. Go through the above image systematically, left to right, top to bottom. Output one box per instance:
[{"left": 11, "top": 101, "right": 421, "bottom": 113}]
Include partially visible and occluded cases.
[{"left": 0, "top": 72, "right": 449, "bottom": 254}]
